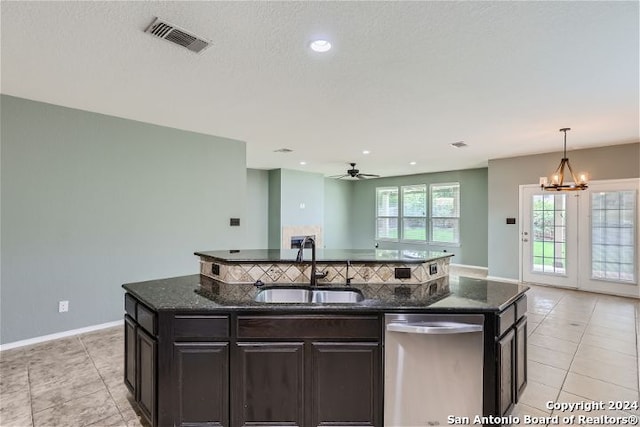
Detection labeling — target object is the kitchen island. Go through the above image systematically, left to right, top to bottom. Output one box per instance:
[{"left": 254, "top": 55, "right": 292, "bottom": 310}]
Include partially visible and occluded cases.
[{"left": 122, "top": 250, "right": 528, "bottom": 427}]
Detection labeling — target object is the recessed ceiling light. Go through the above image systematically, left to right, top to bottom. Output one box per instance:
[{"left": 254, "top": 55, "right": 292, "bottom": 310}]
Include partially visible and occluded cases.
[
  {"left": 310, "top": 40, "right": 332, "bottom": 53},
  {"left": 362, "top": 150, "right": 371, "bottom": 155},
  {"left": 300, "top": 161, "right": 307, "bottom": 165},
  {"left": 409, "top": 161, "right": 417, "bottom": 165}
]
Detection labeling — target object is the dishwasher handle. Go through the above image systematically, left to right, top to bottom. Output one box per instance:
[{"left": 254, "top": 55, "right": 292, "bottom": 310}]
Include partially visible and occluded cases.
[{"left": 386, "top": 321, "right": 483, "bottom": 335}]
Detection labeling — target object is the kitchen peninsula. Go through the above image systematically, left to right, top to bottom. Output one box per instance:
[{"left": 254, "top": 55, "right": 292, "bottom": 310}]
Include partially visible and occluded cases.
[{"left": 122, "top": 249, "right": 528, "bottom": 427}]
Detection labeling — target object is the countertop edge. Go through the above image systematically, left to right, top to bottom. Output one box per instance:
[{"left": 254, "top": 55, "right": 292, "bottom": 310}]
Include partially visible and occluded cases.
[
  {"left": 194, "top": 251, "right": 454, "bottom": 264},
  {"left": 122, "top": 274, "right": 529, "bottom": 313}
]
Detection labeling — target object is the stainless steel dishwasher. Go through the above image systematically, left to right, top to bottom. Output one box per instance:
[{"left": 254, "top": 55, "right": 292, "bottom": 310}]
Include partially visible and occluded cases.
[{"left": 384, "top": 313, "right": 484, "bottom": 426}]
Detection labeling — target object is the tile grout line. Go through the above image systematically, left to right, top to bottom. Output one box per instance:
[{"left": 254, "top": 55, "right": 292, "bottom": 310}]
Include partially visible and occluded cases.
[
  {"left": 542, "top": 291, "right": 572, "bottom": 405},
  {"left": 556, "top": 294, "right": 639, "bottom": 400},
  {"left": 77, "top": 335, "right": 128, "bottom": 426},
  {"left": 27, "top": 337, "right": 102, "bottom": 416},
  {"left": 26, "top": 357, "right": 35, "bottom": 427}
]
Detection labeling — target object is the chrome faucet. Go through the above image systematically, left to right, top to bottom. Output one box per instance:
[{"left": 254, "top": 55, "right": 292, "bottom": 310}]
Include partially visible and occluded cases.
[{"left": 295, "top": 235, "right": 327, "bottom": 287}]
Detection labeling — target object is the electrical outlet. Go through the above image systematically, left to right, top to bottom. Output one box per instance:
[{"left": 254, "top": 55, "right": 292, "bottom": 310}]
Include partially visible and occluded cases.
[{"left": 58, "top": 300, "right": 69, "bottom": 313}]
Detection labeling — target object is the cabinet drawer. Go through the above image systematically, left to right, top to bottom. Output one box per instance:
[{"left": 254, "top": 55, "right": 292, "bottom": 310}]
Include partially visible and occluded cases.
[
  {"left": 125, "top": 294, "right": 137, "bottom": 319},
  {"left": 516, "top": 295, "right": 528, "bottom": 321},
  {"left": 137, "top": 303, "right": 156, "bottom": 336},
  {"left": 497, "top": 304, "right": 516, "bottom": 337},
  {"left": 174, "top": 315, "right": 229, "bottom": 340},
  {"left": 237, "top": 315, "right": 380, "bottom": 340}
]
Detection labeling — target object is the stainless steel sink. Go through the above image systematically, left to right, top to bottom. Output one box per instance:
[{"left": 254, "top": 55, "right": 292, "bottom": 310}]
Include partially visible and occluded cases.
[
  {"left": 255, "top": 286, "right": 364, "bottom": 304},
  {"left": 254, "top": 287, "right": 311, "bottom": 303},
  {"left": 311, "top": 289, "right": 364, "bottom": 303}
]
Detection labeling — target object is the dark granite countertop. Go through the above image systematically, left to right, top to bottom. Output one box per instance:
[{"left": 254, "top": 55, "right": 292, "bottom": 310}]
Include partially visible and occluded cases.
[
  {"left": 194, "top": 249, "right": 454, "bottom": 264},
  {"left": 122, "top": 274, "right": 528, "bottom": 313}
]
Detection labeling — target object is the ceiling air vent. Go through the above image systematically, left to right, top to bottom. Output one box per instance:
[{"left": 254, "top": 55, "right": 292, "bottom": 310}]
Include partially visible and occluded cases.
[
  {"left": 145, "top": 18, "right": 211, "bottom": 54},
  {"left": 450, "top": 141, "right": 468, "bottom": 148},
  {"left": 273, "top": 148, "right": 294, "bottom": 153}
]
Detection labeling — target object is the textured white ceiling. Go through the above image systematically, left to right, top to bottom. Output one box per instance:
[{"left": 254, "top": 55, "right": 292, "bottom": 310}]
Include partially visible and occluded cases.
[{"left": 1, "top": 1, "right": 638, "bottom": 178}]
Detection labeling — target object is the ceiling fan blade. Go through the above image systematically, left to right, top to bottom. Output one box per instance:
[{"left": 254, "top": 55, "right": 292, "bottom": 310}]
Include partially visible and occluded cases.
[
  {"left": 358, "top": 173, "right": 380, "bottom": 178},
  {"left": 329, "top": 174, "right": 349, "bottom": 179},
  {"left": 356, "top": 175, "right": 367, "bottom": 179}
]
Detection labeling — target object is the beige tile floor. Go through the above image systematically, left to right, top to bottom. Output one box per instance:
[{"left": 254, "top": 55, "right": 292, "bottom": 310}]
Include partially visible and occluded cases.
[
  {"left": 1, "top": 272, "right": 638, "bottom": 427},
  {"left": 512, "top": 283, "right": 640, "bottom": 426},
  {"left": 0, "top": 326, "right": 148, "bottom": 427}
]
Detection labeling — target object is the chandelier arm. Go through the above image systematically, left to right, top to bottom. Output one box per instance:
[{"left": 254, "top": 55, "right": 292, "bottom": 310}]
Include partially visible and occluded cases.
[{"left": 564, "top": 159, "right": 581, "bottom": 185}]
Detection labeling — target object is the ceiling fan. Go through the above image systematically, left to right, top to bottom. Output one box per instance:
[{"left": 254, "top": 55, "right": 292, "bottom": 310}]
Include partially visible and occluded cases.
[{"left": 331, "top": 163, "right": 380, "bottom": 180}]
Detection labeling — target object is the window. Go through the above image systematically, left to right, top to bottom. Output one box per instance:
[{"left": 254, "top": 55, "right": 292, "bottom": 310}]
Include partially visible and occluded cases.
[
  {"left": 375, "top": 182, "right": 460, "bottom": 244},
  {"left": 430, "top": 183, "right": 460, "bottom": 244},
  {"left": 402, "top": 185, "right": 427, "bottom": 240},
  {"left": 376, "top": 187, "right": 398, "bottom": 240},
  {"left": 591, "top": 190, "right": 636, "bottom": 282},
  {"left": 531, "top": 194, "right": 567, "bottom": 274}
]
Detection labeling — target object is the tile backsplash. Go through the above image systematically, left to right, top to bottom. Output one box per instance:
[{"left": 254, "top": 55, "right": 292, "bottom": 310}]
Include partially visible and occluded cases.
[{"left": 199, "top": 257, "right": 449, "bottom": 286}]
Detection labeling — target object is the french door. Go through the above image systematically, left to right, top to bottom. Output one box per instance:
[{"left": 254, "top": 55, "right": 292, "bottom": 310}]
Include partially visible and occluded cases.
[
  {"left": 520, "top": 179, "right": 639, "bottom": 298},
  {"left": 521, "top": 188, "right": 578, "bottom": 288}
]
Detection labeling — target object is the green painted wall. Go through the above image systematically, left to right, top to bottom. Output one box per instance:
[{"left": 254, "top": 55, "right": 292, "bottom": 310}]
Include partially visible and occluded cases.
[
  {"left": 0, "top": 95, "right": 247, "bottom": 344},
  {"left": 488, "top": 142, "right": 640, "bottom": 281},
  {"left": 350, "top": 168, "right": 489, "bottom": 267},
  {"left": 245, "top": 169, "right": 269, "bottom": 249},
  {"left": 267, "top": 169, "right": 282, "bottom": 249},
  {"left": 267, "top": 169, "right": 326, "bottom": 248},
  {"left": 280, "top": 169, "right": 325, "bottom": 228},
  {"left": 323, "top": 179, "right": 354, "bottom": 249}
]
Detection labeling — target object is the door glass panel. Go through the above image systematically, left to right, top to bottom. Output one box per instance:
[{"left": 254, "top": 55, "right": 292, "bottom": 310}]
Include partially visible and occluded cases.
[
  {"left": 591, "top": 191, "right": 636, "bottom": 283},
  {"left": 531, "top": 194, "right": 567, "bottom": 275}
]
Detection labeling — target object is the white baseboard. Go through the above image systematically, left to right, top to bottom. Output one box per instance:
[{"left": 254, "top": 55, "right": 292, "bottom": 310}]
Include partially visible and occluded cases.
[
  {"left": 450, "top": 263, "right": 489, "bottom": 272},
  {"left": 486, "top": 275, "right": 521, "bottom": 284},
  {"left": 0, "top": 320, "right": 123, "bottom": 351}
]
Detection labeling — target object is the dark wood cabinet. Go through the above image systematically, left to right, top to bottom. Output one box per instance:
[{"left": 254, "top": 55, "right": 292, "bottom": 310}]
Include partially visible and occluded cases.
[
  {"left": 492, "top": 294, "right": 528, "bottom": 418},
  {"left": 123, "top": 299, "right": 157, "bottom": 427},
  {"left": 124, "top": 315, "right": 136, "bottom": 394},
  {"left": 233, "top": 315, "right": 382, "bottom": 427},
  {"left": 515, "top": 316, "right": 528, "bottom": 401},
  {"left": 137, "top": 327, "right": 156, "bottom": 426},
  {"left": 497, "top": 328, "right": 515, "bottom": 416},
  {"left": 174, "top": 342, "right": 229, "bottom": 427},
  {"left": 233, "top": 342, "right": 305, "bottom": 427},
  {"left": 310, "top": 342, "right": 380, "bottom": 426}
]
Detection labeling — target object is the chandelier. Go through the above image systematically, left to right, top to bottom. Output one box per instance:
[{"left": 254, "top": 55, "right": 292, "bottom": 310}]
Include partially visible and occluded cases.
[{"left": 540, "top": 128, "right": 588, "bottom": 191}]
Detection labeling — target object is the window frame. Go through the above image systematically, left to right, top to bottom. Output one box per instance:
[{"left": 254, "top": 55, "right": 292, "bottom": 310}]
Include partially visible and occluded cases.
[
  {"left": 374, "top": 182, "right": 461, "bottom": 246},
  {"left": 429, "top": 182, "right": 461, "bottom": 245},
  {"left": 400, "top": 184, "right": 428, "bottom": 243},
  {"left": 375, "top": 186, "right": 400, "bottom": 241}
]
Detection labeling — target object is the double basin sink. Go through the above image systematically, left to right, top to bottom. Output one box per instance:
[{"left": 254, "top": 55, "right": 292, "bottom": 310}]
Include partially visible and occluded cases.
[{"left": 255, "top": 286, "right": 365, "bottom": 304}]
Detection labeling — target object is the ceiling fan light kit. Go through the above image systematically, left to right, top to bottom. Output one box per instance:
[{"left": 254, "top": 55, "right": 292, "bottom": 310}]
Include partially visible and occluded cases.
[{"left": 540, "top": 128, "right": 589, "bottom": 192}]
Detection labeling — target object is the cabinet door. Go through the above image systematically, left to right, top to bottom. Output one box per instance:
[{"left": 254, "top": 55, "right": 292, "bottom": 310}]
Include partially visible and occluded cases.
[
  {"left": 124, "top": 315, "right": 136, "bottom": 394},
  {"left": 515, "top": 317, "right": 528, "bottom": 402},
  {"left": 137, "top": 327, "right": 157, "bottom": 426},
  {"left": 497, "top": 329, "right": 515, "bottom": 416},
  {"left": 174, "top": 342, "right": 229, "bottom": 427},
  {"left": 233, "top": 342, "right": 304, "bottom": 427},
  {"left": 310, "top": 342, "right": 380, "bottom": 427}
]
